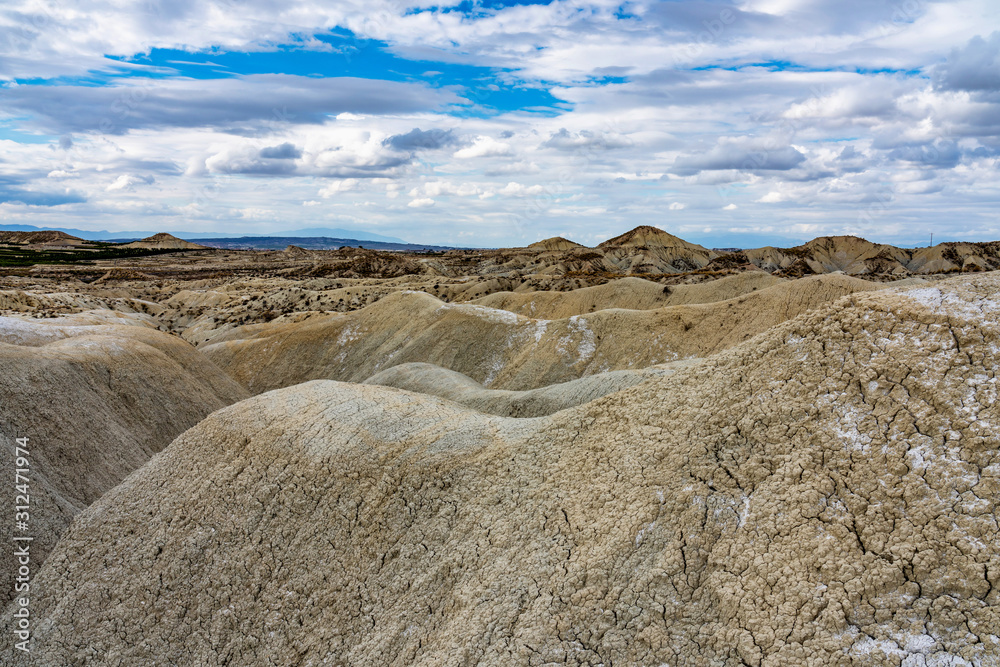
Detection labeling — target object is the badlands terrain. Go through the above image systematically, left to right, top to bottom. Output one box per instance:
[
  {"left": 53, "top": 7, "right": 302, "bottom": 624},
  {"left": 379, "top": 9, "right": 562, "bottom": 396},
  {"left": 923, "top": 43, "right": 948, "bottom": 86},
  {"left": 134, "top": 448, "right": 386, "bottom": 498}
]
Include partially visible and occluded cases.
[{"left": 0, "top": 226, "right": 998, "bottom": 665}]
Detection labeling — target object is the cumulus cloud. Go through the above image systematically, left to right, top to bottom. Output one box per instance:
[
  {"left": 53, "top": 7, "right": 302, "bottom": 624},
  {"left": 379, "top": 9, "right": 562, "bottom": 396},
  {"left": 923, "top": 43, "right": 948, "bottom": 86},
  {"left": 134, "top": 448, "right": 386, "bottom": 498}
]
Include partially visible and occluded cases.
[
  {"left": 935, "top": 32, "right": 1000, "bottom": 92},
  {"left": 383, "top": 128, "right": 457, "bottom": 151},
  {"left": 541, "top": 128, "right": 632, "bottom": 151},
  {"left": 453, "top": 136, "right": 512, "bottom": 159},
  {"left": 672, "top": 138, "right": 806, "bottom": 175},
  {"left": 888, "top": 140, "right": 961, "bottom": 168},
  {"left": 259, "top": 143, "right": 302, "bottom": 159},
  {"left": 204, "top": 145, "right": 300, "bottom": 176},
  {"left": 105, "top": 174, "right": 155, "bottom": 192},
  {"left": 318, "top": 179, "right": 359, "bottom": 198},
  {"left": 409, "top": 181, "right": 481, "bottom": 197},
  {"left": 498, "top": 182, "right": 545, "bottom": 196},
  {"left": 757, "top": 192, "right": 786, "bottom": 203},
  {"left": 407, "top": 197, "right": 435, "bottom": 208}
]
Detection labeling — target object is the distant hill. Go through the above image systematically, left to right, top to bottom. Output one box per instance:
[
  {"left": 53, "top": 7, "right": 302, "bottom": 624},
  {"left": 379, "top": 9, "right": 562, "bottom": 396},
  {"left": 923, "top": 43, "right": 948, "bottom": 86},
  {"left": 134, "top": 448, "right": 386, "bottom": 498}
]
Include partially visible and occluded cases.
[
  {"left": 0, "top": 224, "right": 404, "bottom": 244},
  {"left": 274, "top": 228, "right": 405, "bottom": 243},
  {"left": 0, "top": 230, "right": 91, "bottom": 247},
  {"left": 121, "top": 233, "right": 208, "bottom": 250},
  {"left": 195, "top": 236, "right": 455, "bottom": 252},
  {"left": 526, "top": 237, "right": 584, "bottom": 252}
]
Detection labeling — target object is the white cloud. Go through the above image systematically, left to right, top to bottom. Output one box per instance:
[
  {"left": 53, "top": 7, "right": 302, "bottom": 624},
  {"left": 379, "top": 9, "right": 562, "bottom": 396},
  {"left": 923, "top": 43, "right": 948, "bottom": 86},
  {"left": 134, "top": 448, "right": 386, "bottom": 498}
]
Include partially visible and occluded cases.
[
  {"left": 0, "top": 1, "right": 996, "bottom": 247},
  {"left": 453, "top": 136, "right": 512, "bottom": 159},
  {"left": 105, "top": 174, "right": 154, "bottom": 192},
  {"left": 319, "top": 179, "right": 360, "bottom": 198},
  {"left": 409, "top": 180, "right": 482, "bottom": 197},
  {"left": 498, "top": 182, "right": 545, "bottom": 196},
  {"left": 668, "top": 202, "right": 686, "bottom": 210},
  {"left": 237, "top": 207, "right": 273, "bottom": 220}
]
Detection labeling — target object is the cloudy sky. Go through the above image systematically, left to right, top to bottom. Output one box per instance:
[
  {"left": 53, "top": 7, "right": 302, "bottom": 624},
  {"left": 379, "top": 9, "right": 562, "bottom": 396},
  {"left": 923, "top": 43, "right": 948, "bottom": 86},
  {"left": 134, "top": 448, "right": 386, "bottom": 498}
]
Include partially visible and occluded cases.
[{"left": 1, "top": 0, "right": 998, "bottom": 247}]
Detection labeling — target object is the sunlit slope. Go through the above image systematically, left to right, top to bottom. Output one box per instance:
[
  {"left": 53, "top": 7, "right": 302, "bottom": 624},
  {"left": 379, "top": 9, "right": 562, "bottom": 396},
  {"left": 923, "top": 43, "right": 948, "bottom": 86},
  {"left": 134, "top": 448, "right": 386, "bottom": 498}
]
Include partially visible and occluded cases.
[{"left": 471, "top": 272, "right": 783, "bottom": 319}]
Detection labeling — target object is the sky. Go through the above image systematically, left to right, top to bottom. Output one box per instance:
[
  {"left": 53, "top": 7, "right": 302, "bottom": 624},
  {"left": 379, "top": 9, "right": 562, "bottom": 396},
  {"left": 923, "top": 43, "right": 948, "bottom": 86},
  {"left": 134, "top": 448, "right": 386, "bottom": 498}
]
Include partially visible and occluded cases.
[{"left": 0, "top": 0, "right": 998, "bottom": 248}]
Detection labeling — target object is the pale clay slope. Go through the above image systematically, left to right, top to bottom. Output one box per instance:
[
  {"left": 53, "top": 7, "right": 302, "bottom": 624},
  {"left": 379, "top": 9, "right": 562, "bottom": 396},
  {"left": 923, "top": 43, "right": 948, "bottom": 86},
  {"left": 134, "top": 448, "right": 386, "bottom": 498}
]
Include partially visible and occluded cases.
[
  {"left": 470, "top": 272, "right": 784, "bottom": 319},
  {"left": 7, "top": 273, "right": 998, "bottom": 665},
  {"left": 203, "top": 273, "right": 887, "bottom": 394},
  {"left": 0, "top": 288, "right": 165, "bottom": 319},
  {"left": 0, "top": 316, "right": 249, "bottom": 605},
  {"left": 363, "top": 361, "right": 693, "bottom": 418}
]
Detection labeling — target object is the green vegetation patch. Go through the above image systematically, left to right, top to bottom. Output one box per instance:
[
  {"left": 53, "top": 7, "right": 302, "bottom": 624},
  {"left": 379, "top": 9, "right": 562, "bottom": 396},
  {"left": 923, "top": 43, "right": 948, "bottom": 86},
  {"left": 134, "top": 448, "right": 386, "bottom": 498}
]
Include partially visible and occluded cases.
[{"left": 0, "top": 245, "right": 198, "bottom": 267}]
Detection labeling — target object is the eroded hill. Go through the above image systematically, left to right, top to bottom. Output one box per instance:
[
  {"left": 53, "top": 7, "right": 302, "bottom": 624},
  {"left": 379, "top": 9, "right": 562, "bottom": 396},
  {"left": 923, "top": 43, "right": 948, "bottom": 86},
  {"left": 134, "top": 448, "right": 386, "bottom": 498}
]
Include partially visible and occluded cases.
[
  {"left": 5, "top": 273, "right": 997, "bottom": 665},
  {"left": 200, "top": 274, "right": 890, "bottom": 393},
  {"left": 0, "top": 316, "right": 248, "bottom": 604}
]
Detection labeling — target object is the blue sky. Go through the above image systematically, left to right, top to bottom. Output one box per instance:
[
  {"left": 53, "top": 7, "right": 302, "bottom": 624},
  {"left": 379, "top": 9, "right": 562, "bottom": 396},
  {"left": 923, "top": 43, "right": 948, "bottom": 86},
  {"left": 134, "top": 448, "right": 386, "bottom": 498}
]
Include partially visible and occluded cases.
[{"left": 0, "top": 0, "right": 998, "bottom": 247}]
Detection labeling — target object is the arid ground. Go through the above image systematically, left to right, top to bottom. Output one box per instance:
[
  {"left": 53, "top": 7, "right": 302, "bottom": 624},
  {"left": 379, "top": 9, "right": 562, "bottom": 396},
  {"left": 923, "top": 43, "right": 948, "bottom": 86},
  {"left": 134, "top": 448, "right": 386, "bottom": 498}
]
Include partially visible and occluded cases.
[{"left": 1, "top": 227, "right": 998, "bottom": 665}]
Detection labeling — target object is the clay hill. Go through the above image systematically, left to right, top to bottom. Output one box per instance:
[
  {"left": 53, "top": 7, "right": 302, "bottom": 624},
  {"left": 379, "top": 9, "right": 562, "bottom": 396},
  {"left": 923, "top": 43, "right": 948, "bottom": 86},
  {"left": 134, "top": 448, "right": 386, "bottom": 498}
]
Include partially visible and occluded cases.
[
  {"left": 397, "top": 228, "right": 1000, "bottom": 279},
  {"left": 0, "top": 230, "right": 91, "bottom": 248},
  {"left": 121, "top": 232, "right": 208, "bottom": 250},
  {"left": 526, "top": 236, "right": 584, "bottom": 252},
  {"left": 741, "top": 236, "right": 1000, "bottom": 276},
  {"left": 4, "top": 274, "right": 997, "bottom": 664},
  {"left": 200, "top": 274, "right": 888, "bottom": 393},
  {"left": 0, "top": 316, "right": 248, "bottom": 604},
  {"left": 363, "top": 361, "right": 685, "bottom": 418}
]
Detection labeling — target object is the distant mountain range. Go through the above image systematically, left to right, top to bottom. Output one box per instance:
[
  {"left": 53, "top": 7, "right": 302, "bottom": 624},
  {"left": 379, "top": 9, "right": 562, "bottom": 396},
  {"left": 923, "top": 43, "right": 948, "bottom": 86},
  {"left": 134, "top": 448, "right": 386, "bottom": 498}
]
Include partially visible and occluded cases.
[
  {"left": 0, "top": 224, "right": 406, "bottom": 244},
  {"left": 197, "top": 236, "right": 455, "bottom": 252}
]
